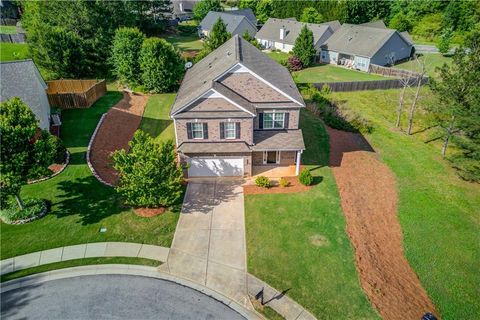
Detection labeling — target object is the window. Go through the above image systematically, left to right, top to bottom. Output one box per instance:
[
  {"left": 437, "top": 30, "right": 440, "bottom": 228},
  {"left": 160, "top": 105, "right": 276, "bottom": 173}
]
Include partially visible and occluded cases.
[
  {"left": 263, "top": 112, "right": 285, "bottom": 129},
  {"left": 224, "top": 122, "right": 236, "bottom": 139},
  {"left": 191, "top": 123, "right": 203, "bottom": 139}
]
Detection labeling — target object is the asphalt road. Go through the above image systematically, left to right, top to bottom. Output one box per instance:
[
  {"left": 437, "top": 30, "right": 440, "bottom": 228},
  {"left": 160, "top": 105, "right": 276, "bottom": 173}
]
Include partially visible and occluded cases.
[{"left": 1, "top": 274, "right": 246, "bottom": 320}]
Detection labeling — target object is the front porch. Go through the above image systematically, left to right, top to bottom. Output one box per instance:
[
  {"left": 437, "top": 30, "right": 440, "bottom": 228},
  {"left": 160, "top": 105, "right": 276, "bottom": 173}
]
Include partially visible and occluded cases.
[{"left": 252, "top": 165, "right": 297, "bottom": 178}]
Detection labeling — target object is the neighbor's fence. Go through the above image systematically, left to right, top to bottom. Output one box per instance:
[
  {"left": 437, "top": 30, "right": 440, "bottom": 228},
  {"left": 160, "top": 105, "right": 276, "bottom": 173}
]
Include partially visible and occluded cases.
[
  {"left": 0, "top": 18, "right": 18, "bottom": 26},
  {"left": 0, "top": 33, "right": 26, "bottom": 43},
  {"left": 369, "top": 64, "right": 421, "bottom": 79},
  {"left": 311, "top": 76, "right": 429, "bottom": 92},
  {"left": 46, "top": 79, "right": 107, "bottom": 109}
]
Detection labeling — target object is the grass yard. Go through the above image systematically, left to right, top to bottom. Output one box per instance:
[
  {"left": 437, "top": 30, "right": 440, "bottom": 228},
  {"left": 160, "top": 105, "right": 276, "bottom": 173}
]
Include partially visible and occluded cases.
[
  {"left": 0, "top": 26, "right": 17, "bottom": 34},
  {"left": 165, "top": 33, "right": 203, "bottom": 52},
  {"left": 0, "top": 42, "right": 30, "bottom": 61},
  {"left": 266, "top": 51, "right": 290, "bottom": 64},
  {"left": 396, "top": 53, "right": 452, "bottom": 78},
  {"left": 293, "top": 64, "right": 388, "bottom": 83},
  {"left": 329, "top": 89, "right": 480, "bottom": 319},
  {"left": 1, "top": 91, "right": 180, "bottom": 260},
  {"left": 139, "top": 93, "right": 176, "bottom": 143},
  {"left": 245, "top": 109, "right": 379, "bottom": 319}
]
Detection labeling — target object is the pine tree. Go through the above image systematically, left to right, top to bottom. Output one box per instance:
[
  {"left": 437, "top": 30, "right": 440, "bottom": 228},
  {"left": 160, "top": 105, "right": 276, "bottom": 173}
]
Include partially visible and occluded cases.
[
  {"left": 205, "top": 17, "right": 232, "bottom": 51},
  {"left": 292, "top": 25, "right": 316, "bottom": 67}
]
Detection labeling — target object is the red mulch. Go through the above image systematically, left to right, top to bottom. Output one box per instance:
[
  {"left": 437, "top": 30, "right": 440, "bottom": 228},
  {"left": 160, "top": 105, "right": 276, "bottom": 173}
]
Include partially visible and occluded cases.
[
  {"left": 90, "top": 92, "right": 149, "bottom": 186},
  {"left": 327, "top": 126, "right": 438, "bottom": 320},
  {"left": 48, "top": 163, "right": 64, "bottom": 174},
  {"left": 243, "top": 176, "right": 312, "bottom": 195},
  {"left": 134, "top": 207, "right": 166, "bottom": 217}
]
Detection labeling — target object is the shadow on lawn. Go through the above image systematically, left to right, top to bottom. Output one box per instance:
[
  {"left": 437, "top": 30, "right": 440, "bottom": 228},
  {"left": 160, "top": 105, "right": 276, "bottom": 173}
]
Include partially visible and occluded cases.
[{"left": 140, "top": 117, "right": 173, "bottom": 140}]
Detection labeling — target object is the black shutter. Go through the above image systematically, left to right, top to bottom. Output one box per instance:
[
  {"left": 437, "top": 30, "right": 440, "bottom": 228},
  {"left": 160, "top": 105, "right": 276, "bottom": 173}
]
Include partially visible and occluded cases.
[
  {"left": 284, "top": 112, "right": 289, "bottom": 129},
  {"left": 259, "top": 113, "right": 263, "bottom": 129},
  {"left": 220, "top": 122, "right": 225, "bottom": 139},
  {"left": 235, "top": 122, "right": 241, "bottom": 139},
  {"left": 187, "top": 123, "right": 193, "bottom": 139},
  {"left": 203, "top": 123, "right": 208, "bottom": 139}
]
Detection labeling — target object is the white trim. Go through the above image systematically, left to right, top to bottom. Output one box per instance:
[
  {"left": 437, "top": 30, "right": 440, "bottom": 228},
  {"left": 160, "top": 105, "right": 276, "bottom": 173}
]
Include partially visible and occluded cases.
[
  {"left": 173, "top": 118, "right": 179, "bottom": 147},
  {"left": 295, "top": 150, "right": 302, "bottom": 176}
]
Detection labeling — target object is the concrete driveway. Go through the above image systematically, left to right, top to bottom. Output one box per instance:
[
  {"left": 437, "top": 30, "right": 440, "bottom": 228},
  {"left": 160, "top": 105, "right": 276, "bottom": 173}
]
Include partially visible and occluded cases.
[{"left": 161, "top": 178, "right": 249, "bottom": 308}]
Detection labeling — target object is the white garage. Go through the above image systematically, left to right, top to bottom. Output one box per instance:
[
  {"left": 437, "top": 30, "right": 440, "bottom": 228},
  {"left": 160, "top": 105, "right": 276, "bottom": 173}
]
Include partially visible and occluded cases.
[{"left": 188, "top": 158, "right": 244, "bottom": 177}]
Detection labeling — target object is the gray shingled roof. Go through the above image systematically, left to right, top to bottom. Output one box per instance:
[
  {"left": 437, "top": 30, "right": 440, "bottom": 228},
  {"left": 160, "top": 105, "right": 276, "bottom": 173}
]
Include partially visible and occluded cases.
[
  {"left": 172, "top": 0, "right": 198, "bottom": 14},
  {"left": 224, "top": 8, "right": 257, "bottom": 26},
  {"left": 200, "top": 11, "right": 256, "bottom": 35},
  {"left": 255, "top": 18, "right": 340, "bottom": 45},
  {"left": 360, "top": 20, "right": 387, "bottom": 29},
  {"left": 321, "top": 24, "right": 409, "bottom": 58},
  {"left": 170, "top": 35, "right": 304, "bottom": 116},
  {"left": 0, "top": 60, "right": 50, "bottom": 130},
  {"left": 252, "top": 130, "right": 305, "bottom": 151},
  {"left": 178, "top": 141, "right": 251, "bottom": 153}
]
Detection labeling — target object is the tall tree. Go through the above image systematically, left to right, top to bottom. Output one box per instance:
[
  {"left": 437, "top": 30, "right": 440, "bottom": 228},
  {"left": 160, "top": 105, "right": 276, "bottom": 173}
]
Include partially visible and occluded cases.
[
  {"left": 193, "top": 0, "right": 222, "bottom": 21},
  {"left": 238, "top": 0, "right": 259, "bottom": 14},
  {"left": 255, "top": 0, "right": 273, "bottom": 24},
  {"left": 342, "top": 0, "right": 390, "bottom": 24},
  {"left": 300, "top": 7, "right": 323, "bottom": 23},
  {"left": 205, "top": 17, "right": 232, "bottom": 51},
  {"left": 293, "top": 25, "right": 316, "bottom": 67},
  {"left": 111, "top": 27, "right": 146, "bottom": 86},
  {"left": 139, "top": 38, "right": 184, "bottom": 93}
]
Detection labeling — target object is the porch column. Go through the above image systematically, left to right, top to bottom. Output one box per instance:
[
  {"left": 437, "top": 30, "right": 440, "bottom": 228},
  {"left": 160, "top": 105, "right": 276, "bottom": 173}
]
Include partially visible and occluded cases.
[{"left": 295, "top": 150, "right": 302, "bottom": 176}]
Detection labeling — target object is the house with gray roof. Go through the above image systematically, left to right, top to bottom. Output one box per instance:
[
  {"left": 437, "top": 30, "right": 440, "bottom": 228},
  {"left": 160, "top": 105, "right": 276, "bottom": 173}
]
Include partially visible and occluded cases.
[
  {"left": 171, "top": 0, "right": 199, "bottom": 21},
  {"left": 199, "top": 9, "right": 257, "bottom": 38},
  {"left": 255, "top": 18, "right": 341, "bottom": 53},
  {"left": 320, "top": 23, "right": 414, "bottom": 71},
  {"left": 170, "top": 35, "right": 305, "bottom": 177},
  {"left": 1, "top": 60, "right": 51, "bottom": 131}
]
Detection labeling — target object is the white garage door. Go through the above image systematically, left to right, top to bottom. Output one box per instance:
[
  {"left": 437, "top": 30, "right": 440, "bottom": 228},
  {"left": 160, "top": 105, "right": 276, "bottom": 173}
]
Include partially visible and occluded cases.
[{"left": 188, "top": 158, "right": 244, "bottom": 177}]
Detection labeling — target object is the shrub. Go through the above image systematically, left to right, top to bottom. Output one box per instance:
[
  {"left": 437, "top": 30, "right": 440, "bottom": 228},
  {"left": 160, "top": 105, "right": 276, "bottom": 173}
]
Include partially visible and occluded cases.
[
  {"left": 292, "top": 25, "right": 316, "bottom": 67},
  {"left": 111, "top": 27, "right": 145, "bottom": 86},
  {"left": 287, "top": 56, "right": 303, "bottom": 71},
  {"left": 316, "top": 99, "right": 374, "bottom": 134},
  {"left": 53, "top": 137, "right": 67, "bottom": 163},
  {"left": 299, "top": 169, "right": 313, "bottom": 186},
  {"left": 255, "top": 176, "right": 271, "bottom": 188},
  {"left": 279, "top": 177, "right": 289, "bottom": 188},
  {"left": 0, "top": 197, "right": 47, "bottom": 224}
]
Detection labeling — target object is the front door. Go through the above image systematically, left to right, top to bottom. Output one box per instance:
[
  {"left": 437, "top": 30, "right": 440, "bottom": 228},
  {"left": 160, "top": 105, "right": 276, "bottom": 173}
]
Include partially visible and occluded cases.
[{"left": 263, "top": 151, "right": 279, "bottom": 164}]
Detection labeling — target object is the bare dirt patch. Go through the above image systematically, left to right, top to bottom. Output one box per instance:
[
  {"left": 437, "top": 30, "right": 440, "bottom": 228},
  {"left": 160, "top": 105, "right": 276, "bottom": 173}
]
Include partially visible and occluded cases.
[
  {"left": 90, "top": 92, "right": 149, "bottom": 185},
  {"left": 327, "top": 126, "right": 438, "bottom": 320},
  {"left": 243, "top": 176, "right": 312, "bottom": 195},
  {"left": 134, "top": 207, "right": 166, "bottom": 217},
  {"left": 309, "top": 234, "right": 329, "bottom": 247}
]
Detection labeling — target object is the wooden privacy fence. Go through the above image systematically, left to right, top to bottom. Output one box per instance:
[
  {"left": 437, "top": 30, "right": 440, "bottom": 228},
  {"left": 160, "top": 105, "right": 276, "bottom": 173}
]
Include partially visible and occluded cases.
[
  {"left": 369, "top": 64, "right": 422, "bottom": 79},
  {"left": 310, "top": 76, "right": 429, "bottom": 92},
  {"left": 46, "top": 79, "right": 106, "bottom": 109}
]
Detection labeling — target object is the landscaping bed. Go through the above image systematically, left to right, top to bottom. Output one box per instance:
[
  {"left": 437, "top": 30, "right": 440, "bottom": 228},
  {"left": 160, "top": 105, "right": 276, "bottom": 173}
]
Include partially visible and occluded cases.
[
  {"left": 28, "top": 151, "right": 70, "bottom": 184},
  {"left": 243, "top": 176, "right": 312, "bottom": 195},
  {"left": 0, "top": 198, "right": 48, "bottom": 225}
]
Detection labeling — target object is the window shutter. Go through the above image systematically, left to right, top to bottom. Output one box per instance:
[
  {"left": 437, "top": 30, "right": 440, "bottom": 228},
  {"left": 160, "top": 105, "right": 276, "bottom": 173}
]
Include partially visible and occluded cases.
[
  {"left": 284, "top": 112, "right": 289, "bottom": 129},
  {"left": 259, "top": 113, "right": 263, "bottom": 129},
  {"left": 220, "top": 122, "right": 225, "bottom": 139},
  {"left": 235, "top": 122, "right": 241, "bottom": 139},
  {"left": 187, "top": 123, "right": 193, "bottom": 139},
  {"left": 203, "top": 123, "right": 208, "bottom": 139}
]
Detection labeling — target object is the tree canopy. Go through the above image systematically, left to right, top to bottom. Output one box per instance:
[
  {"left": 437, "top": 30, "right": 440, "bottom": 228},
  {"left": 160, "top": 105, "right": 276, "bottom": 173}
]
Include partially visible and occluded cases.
[
  {"left": 193, "top": 0, "right": 222, "bottom": 21},
  {"left": 256, "top": 0, "right": 273, "bottom": 24},
  {"left": 300, "top": 7, "right": 323, "bottom": 24},
  {"left": 205, "top": 17, "right": 232, "bottom": 52},
  {"left": 293, "top": 25, "right": 316, "bottom": 68},
  {"left": 111, "top": 27, "right": 146, "bottom": 86}
]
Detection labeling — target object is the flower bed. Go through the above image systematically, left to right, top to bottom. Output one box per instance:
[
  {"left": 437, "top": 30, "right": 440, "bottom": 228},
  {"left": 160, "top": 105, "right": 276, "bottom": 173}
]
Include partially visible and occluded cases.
[
  {"left": 27, "top": 151, "right": 70, "bottom": 184},
  {"left": 243, "top": 176, "right": 312, "bottom": 195},
  {"left": 0, "top": 198, "right": 48, "bottom": 224},
  {"left": 133, "top": 207, "right": 167, "bottom": 218}
]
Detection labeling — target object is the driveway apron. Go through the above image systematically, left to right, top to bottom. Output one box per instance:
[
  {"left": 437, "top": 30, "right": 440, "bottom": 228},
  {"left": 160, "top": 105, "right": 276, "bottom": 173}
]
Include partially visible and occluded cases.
[{"left": 162, "top": 178, "right": 250, "bottom": 308}]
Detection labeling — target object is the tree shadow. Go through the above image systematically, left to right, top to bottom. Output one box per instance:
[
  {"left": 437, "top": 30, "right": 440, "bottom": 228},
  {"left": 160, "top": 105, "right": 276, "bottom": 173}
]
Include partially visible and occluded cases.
[
  {"left": 140, "top": 117, "right": 173, "bottom": 139},
  {"left": 1, "top": 284, "right": 42, "bottom": 319}
]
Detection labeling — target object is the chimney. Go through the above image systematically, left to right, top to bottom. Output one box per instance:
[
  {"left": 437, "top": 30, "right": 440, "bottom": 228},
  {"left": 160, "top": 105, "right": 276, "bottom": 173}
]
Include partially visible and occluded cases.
[
  {"left": 179, "top": 2, "right": 183, "bottom": 12},
  {"left": 280, "top": 26, "right": 285, "bottom": 40}
]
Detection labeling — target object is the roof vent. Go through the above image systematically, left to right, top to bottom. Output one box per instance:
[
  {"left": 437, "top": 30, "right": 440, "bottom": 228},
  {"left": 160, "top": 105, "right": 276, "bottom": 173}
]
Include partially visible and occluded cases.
[{"left": 227, "top": 51, "right": 232, "bottom": 56}]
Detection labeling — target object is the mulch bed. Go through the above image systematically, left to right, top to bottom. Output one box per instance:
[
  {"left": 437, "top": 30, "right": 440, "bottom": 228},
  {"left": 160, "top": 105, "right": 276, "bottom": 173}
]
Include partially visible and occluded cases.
[
  {"left": 90, "top": 92, "right": 149, "bottom": 186},
  {"left": 327, "top": 126, "right": 438, "bottom": 320},
  {"left": 243, "top": 176, "right": 312, "bottom": 195},
  {"left": 134, "top": 207, "right": 166, "bottom": 218}
]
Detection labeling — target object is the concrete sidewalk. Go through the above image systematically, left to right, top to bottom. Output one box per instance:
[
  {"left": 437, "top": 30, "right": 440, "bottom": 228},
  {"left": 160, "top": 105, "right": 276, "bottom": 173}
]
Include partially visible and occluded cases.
[{"left": 0, "top": 242, "right": 169, "bottom": 276}]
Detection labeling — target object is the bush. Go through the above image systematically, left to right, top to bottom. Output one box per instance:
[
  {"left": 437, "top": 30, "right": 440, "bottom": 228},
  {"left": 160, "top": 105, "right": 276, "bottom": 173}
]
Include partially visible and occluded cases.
[
  {"left": 111, "top": 27, "right": 145, "bottom": 86},
  {"left": 287, "top": 56, "right": 303, "bottom": 71},
  {"left": 317, "top": 100, "right": 373, "bottom": 134},
  {"left": 53, "top": 137, "right": 67, "bottom": 163},
  {"left": 298, "top": 169, "right": 313, "bottom": 186},
  {"left": 255, "top": 176, "right": 271, "bottom": 188},
  {"left": 279, "top": 177, "right": 289, "bottom": 188},
  {"left": 0, "top": 197, "right": 47, "bottom": 224}
]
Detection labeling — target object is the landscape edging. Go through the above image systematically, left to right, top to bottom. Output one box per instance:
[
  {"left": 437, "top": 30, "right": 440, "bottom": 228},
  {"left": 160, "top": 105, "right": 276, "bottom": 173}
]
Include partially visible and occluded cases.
[
  {"left": 86, "top": 113, "right": 114, "bottom": 187},
  {"left": 27, "top": 151, "right": 70, "bottom": 184}
]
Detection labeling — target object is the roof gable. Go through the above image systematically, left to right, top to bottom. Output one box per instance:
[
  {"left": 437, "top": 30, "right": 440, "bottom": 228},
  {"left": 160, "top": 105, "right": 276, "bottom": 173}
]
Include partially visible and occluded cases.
[{"left": 201, "top": 11, "right": 256, "bottom": 33}]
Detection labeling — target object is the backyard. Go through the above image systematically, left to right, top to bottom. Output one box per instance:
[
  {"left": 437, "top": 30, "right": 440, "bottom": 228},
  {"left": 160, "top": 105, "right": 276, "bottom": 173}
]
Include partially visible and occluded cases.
[
  {"left": 0, "top": 26, "right": 17, "bottom": 34},
  {"left": 0, "top": 42, "right": 30, "bottom": 61},
  {"left": 395, "top": 53, "right": 452, "bottom": 78},
  {"left": 328, "top": 89, "right": 480, "bottom": 319},
  {"left": 1, "top": 91, "right": 180, "bottom": 260},
  {"left": 139, "top": 93, "right": 176, "bottom": 142},
  {"left": 245, "top": 109, "right": 379, "bottom": 319}
]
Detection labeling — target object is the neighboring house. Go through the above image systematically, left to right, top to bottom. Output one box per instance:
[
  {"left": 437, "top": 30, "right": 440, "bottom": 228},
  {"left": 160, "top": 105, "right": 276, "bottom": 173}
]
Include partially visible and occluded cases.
[
  {"left": 172, "top": 0, "right": 199, "bottom": 21},
  {"left": 199, "top": 9, "right": 257, "bottom": 38},
  {"left": 255, "top": 18, "right": 341, "bottom": 53},
  {"left": 320, "top": 23, "right": 414, "bottom": 71},
  {"left": 170, "top": 35, "right": 306, "bottom": 178},
  {"left": 0, "top": 60, "right": 51, "bottom": 131}
]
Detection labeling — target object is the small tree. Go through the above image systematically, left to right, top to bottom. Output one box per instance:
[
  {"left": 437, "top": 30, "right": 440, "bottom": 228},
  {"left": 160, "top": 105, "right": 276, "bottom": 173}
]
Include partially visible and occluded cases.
[
  {"left": 193, "top": 0, "right": 222, "bottom": 21},
  {"left": 300, "top": 7, "right": 323, "bottom": 24},
  {"left": 205, "top": 17, "right": 232, "bottom": 52},
  {"left": 293, "top": 25, "right": 316, "bottom": 68},
  {"left": 111, "top": 27, "right": 145, "bottom": 86},
  {"left": 437, "top": 27, "right": 453, "bottom": 55},
  {"left": 242, "top": 30, "right": 261, "bottom": 49},
  {"left": 139, "top": 38, "right": 185, "bottom": 93},
  {"left": 287, "top": 56, "right": 303, "bottom": 71},
  {"left": 0, "top": 98, "right": 56, "bottom": 209},
  {"left": 112, "top": 131, "right": 184, "bottom": 208}
]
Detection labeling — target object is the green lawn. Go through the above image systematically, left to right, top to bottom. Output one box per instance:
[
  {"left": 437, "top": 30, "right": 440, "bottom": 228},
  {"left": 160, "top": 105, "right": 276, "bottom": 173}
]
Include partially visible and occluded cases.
[
  {"left": 0, "top": 26, "right": 17, "bottom": 34},
  {"left": 165, "top": 33, "right": 203, "bottom": 52},
  {"left": 0, "top": 42, "right": 30, "bottom": 61},
  {"left": 266, "top": 51, "right": 290, "bottom": 64},
  {"left": 396, "top": 53, "right": 452, "bottom": 78},
  {"left": 293, "top": 64, "right": 388, "bottom": 83},
  {"left": 329, "top": 89, "right": 480, "bottom": 319},
  {"left": 1, "top": 91, "right": 180, "bottom": 259},
  {"left": 139, "top": 93, "right": 176, "bottom": 143},
  {"left": 245, "top": 109, "right": 379, "bottom": 319}
]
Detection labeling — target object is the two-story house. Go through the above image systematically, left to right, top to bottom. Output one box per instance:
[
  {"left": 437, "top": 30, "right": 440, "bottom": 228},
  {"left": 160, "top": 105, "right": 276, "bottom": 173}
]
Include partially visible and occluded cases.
[{"left": 170, "top": 35, "right": 305, "bottom": 178}]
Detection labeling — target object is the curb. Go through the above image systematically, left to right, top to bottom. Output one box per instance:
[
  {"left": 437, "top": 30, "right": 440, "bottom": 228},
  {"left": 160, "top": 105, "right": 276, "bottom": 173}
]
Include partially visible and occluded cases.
[
  {"left": 86, "top": 113, "right": 114, "bottom": 187},
  {"left": 27, "top": 151, "right": 70, "bottom": 184},
  {"left": 0, "top": 264, "right": 263, "bottom": 320}
]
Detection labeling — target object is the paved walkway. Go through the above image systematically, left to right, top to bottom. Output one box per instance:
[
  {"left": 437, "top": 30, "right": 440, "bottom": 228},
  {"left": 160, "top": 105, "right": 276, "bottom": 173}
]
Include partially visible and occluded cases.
[
  {"left": 160, "top": 178, "right": 250, "bottom": 308},
  {"left": 0, "top": 242, "right": 168, "bottom": 276}
]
